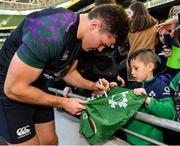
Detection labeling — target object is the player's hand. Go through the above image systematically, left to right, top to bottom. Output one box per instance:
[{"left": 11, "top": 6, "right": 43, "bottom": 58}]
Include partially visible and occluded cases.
[
  {"left": 90, "top": 78, "right": 110, "bottom": 96},
  {"left": 92, "top": 78, "right": 109, "bottom": 92},
  {"left": 91, "top": 81, "right": 118, "bottom": 96},
  {"left": 62, "top": 98, "right": 86, "bottom": 115}
]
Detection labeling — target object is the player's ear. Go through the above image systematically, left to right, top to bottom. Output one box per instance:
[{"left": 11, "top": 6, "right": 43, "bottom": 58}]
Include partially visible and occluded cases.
[{"left": 89, "top": 19, "right": 102, "bottom": 31}]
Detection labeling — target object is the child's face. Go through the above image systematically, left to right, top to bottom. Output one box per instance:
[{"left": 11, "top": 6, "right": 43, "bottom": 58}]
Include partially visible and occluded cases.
[
  {"left": 158, "top": 28, "right": 174, "bottom": 44},
  {"left": 158, "top": 29, "right": 170, "bottom": 44},
  {"left": 130, "top": 58, "right": 153, "bottom": 82}
]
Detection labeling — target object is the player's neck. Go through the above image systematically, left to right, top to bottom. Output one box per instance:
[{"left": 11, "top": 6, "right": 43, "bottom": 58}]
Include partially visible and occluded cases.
[{"left": 77, "top": 13, "right": 88, "bottom": 40}]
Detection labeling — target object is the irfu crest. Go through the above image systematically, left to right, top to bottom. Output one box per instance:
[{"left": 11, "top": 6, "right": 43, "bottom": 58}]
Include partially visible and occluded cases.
[{"left": 108, "top": 91, "right": 129, "bottom": 108}]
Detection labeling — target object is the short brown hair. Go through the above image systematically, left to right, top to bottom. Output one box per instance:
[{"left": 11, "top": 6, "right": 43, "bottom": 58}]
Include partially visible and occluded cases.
[
  {"left": 88, "top": 4, "right": 129, "bottom": 46},
  {"left": 128, "top": 48, "right": 157, "bottom": 69}
]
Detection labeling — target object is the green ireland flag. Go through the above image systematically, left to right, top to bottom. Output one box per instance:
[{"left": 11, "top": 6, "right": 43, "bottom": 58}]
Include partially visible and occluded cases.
[{"left": 79, "top": 86, "right": 146, "bottom": 145}]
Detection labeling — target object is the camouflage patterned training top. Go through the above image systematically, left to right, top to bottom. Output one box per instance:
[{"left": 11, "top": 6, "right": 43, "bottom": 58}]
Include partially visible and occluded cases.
[{"left": 0, "top": 7, "right": 82, "bottom": 94}]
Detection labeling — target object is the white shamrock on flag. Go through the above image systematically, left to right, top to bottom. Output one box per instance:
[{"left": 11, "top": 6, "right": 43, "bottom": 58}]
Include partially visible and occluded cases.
[
  {"left": 118, "top": 97, "right": 128, "bottom": 108},
  {"left": 108, "top": 99, "right": 117, "bottom": 108}
]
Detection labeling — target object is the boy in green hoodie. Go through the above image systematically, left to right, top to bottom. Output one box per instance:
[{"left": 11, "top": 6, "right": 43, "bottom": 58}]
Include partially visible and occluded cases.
[{"left": 125, "top": 48, "right": 176, "bottom": 145}]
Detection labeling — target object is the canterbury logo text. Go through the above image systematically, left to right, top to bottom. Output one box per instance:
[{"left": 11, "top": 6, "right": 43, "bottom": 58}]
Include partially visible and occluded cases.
[{"left": 16, "top": 125, "right": 30, "bottom": 136}]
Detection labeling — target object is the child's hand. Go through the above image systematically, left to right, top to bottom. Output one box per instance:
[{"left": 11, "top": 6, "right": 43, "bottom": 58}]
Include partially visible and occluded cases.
[
  {"left": 164, "top": 48, "right": 172, "bottom": 57},
  {"left": 117, "top": 75, "right": 125, "bottom": 87},
  {"left": 109, "top": 82, "right": 118, "bottom": 88},
  {"left": 63, "top": 86, "right": 72, "bottom": 97},
  {"left": 134, "top": 88, "right": 147, "bottom": 95},
  {"left": 134, "top": 88, "right": 151, "bottom": 105},
  {"left": 91, "top": 90, "right": 99, "bottom": 96},
  {"left": 145, "top": 97, "right": 151, "bottom": 105}
]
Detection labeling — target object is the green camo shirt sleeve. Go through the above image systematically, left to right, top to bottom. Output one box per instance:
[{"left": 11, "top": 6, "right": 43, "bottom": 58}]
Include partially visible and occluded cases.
[
  {"left": 16, "top": 8, "right": 76, "bottom": 68},
  {"left": 17, "top": 43, "right": 51, "bottom": 68}
]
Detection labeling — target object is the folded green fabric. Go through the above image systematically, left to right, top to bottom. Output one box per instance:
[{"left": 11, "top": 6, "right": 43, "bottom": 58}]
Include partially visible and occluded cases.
[{"left": 80, "top": 86, "right": 146, "bottom": 145}]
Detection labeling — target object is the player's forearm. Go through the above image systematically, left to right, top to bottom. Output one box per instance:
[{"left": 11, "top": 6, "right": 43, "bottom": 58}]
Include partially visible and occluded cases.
[
  {"left": 63, "top": 69, "right": 95, "bottom": 90},
  {"left": 4, "top": 84, "right": 67, "bottom": 108}
]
